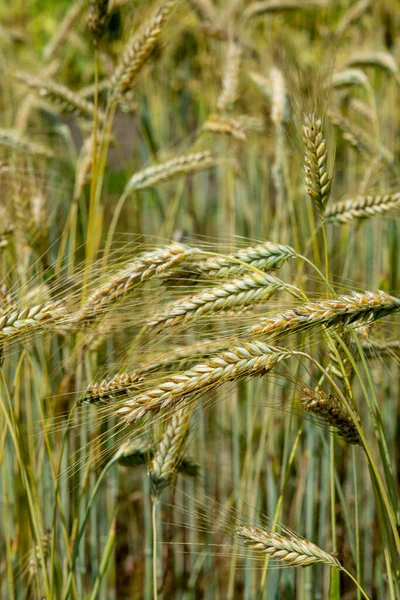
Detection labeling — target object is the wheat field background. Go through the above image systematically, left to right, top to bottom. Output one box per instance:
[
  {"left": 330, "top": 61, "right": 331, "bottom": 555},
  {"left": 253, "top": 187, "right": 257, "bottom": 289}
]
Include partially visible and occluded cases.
[{"left": 0, "top": 0, "right": 399, "bottom": 598}]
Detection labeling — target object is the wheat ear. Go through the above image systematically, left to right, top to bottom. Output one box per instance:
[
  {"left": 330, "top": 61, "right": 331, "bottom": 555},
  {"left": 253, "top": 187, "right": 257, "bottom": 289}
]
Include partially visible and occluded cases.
[
  {"left": 88, "top": 0, "right": 109, "bottom": 46},
  {"left": 110, "top": 0, "right": 177, "bottom": 98},
  {"left": 217, "top": 40, "right": 242, "bottom": 113},
  {"left": 15, "top": 73, "right": 105, "bottom": 122},
  {"left": 303, "top": 113, "right": 332, "bottom": 219},
  {"left": 0, "top": 128, "right": 52, "bottom": 159},
  {"left": 123, "top": 151, "right": 215, "bottom": 193},
  {"left": 325, "top": 192, "right": 400, "bottom": 224},
  {"left": 166, "top": 241, "right": 296, "bottom": 282},
  {"left": 74, "top": 244, "right": 201, "bottom": 323},
  {"left": 148, "top": 272, "right": 289, "bottom": 332},
  {"left": 250, "top": 291, "right": 400, "bottom": 337},
  {"left": 0, "top": 302, "right": 67, "bottom": 341},
  {"left": 115, "top": 342, "right": 288, "bottom": 423},
  {"left": 82, "top": 372, "right": 141, "bottom": 405},
  {"left": 299, "top": 386, "right": 361, "bottom": 445},
  {"left": 150, "top": 408, "right": 192, "bottom": 497},
  {"left": 118, "top": 439, "right": 199, "bottom": 476},
  {"left": 237, "top": 525, "right": 340, "bottom": 568}
]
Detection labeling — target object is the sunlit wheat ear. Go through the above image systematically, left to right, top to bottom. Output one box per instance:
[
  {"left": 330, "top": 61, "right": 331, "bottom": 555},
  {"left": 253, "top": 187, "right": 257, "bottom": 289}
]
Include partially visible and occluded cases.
[
  {"left": 88, "top": 0, "right": 109, "bottom": 46},
  {"left": 110, "top": 0, "right": 177, "bottom": 99},
  {"left": 217, "top": 40, "right": 242, "bottom": 113},
  {"left": 15, "top": 73, "right": 106, "bottom": 123},
  {"left": 303, "top": 113, "right": 332, "bottom": 220},
  {"left": 0, "top": 128, "right": 53, "bottom": 159},
  {"left": 123, "top": 151, "right": 215, "bottom": 193},
  {"left": 325, "top": 192, "right": 400, "bottom": 224},
  {"left": 166, "top": 241, "right": 296, "bottom": 282},
  {"left": 73, "top": 244, "right": 202, "bottom": 324},
  {"left": 148, "top": 272, "right": 290, "bottom": 333},
  {"left": 250, "top": 291, "right": 400, "bottom": 338},
  {"left": 0, "top": 301, "right": 67, "bottom": 341},
  {"left": 115, "top": 342, "right": 289, "bottom": 424},
  {"left": 299, "top": 386, "right": 361, "bottom": 445},
  {"left": 150, "top": 408, "right": 192, "bottom": 498},
  {"left": 237, "top": 525, "right": 341, "bottom": 568}
]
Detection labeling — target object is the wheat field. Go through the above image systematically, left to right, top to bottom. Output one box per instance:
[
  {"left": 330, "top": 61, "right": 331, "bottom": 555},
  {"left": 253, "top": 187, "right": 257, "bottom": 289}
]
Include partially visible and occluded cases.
[{"left": 0, "top": 0, "right": 399, "bottom": 598}]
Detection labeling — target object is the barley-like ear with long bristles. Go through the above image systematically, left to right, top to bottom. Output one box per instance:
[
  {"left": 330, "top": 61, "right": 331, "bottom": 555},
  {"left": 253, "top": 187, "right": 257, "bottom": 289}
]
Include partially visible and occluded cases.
[
  {"left": 110, "top": 0, "right": 177, "bottom": 99},
  {"left": 303, "top": 113, "right": 332, "bottom": 219},
  {"left": 73, "top": 244, "right": 202, "bottom": 324},
  {"left": 148, "top": 272, "right": 292, "bottom": 332},
  {"left": 250, "top": 291, "right": 400, "bottom": 338},
  {"left": 0, "top": 301, "right": 67, "bottom": 341},
  {"left": 115, "top": 342, "right": 289, "bottom": 423},
  {"left": 298, "top": 386, "right": 361, "bottom": 445},
  {"left": 150, "top": 408, "right": 192, "bottom": 498},
  {"left": 237, "top": 524, "right": 341, "bottom": 568}
]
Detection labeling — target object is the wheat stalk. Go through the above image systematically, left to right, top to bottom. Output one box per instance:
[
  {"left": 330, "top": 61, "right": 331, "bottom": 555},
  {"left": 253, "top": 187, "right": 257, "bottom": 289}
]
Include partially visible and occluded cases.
[
  {"left": 110, "top": 0, "right": 177, "bottom": 98},
  {"left": 15, "top": 73, "right": 105, "bottom": 122},
  {"left": 303, "top": 113, "right": 332, "bottom": 219},
  {"left": 123, "top": 151, "right": 215, "bottom": 193},
  {"left": 325, "top": 192, "right": 400, "bottom": 224},
  {"left": 74, "top": 244, "right": 201, "bottom": 323},
  {"left": 148, "top": 272, "right": 289, "bottom": 332},
  {"left": 250, "top": 291, "right": 400, "bottom": 337},
  {"left": 115, "top": 341, "right": 289, "bottom": 423},
  {"left": 299, "top": 386, "right": 361, "bottom": 445},
  {"left": 150, "top": 408, "right": 192, "bottom": 497},
  {"left": 237, "top": 525, "right": 340, "bottom": 568}
]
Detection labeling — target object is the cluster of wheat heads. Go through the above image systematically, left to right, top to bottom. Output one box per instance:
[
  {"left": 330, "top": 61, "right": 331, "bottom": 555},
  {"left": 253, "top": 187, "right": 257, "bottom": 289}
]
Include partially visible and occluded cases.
[{"left": 1, "top": 0, "right": 400, "bottom": 599}]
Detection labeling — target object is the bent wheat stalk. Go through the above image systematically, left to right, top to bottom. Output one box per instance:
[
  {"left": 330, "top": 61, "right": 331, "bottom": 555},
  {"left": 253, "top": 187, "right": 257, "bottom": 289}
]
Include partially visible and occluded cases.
[
  {"left": 250, "top": 291, "right": 400, "bottom": 337},
  {"left": 115, "top": 341, "right": 289, "bottom": 423}
]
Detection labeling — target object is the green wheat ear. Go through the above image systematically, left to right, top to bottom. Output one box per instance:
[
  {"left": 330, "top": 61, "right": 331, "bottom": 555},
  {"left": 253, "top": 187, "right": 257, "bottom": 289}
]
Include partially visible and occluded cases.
[{"left": 303, "top": 113, "right": 332, "bottom": 220}]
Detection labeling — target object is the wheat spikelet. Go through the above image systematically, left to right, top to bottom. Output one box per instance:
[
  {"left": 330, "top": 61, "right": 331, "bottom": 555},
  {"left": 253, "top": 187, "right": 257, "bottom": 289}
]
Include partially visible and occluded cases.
[
  {"left": 88, "top": 0, "right": 109, "bottom": 46},
  {"left": 110, "top": 0, "right": 177, "bottom": 98},
  {"left": 217, "top": 40, "right": 242, "bottom": 113},
  {"left": 15, "top": 73, "right": 105, "bottom": 122},
  {"left": 303, "top": 113, "right": 332, "bottom": 219},
  {"left": 202, "top": 115, "right": 247, "bottom": 140},
  {"left": 0, "top": 128, "right": 52, "bottom": 159},
  {"left": 124, "top": 151, "right": 215, "bottom": 193},
  {"left": 325, "top": 192, "right": 400, "bottom": 224},
  {"left": 166, "top": 241, "right": 296, "bottom": 283},
  {"left": 74, "top": 244, "right": 201, "bottom": 323},
  {"left": 148, "top": 272, "right": 288, "bottom": 332},
  {"left": 250, "top": 291, "right": 400, "bottom": 337},
  {"left": 0, "top": 301, "right": 67, "bottom": 341},
  {"left": 115, "top": 341, "right": 289, "bottom": 423},
  {"left": 82, "top": 372, "right": 141, "bottom": 405},
  {"left": 299, "top": 386, "right": 361, "bottom": 445},
  {"left": 150, "top": 408, "right": 192, "bottom": 497},
  {"left": 118, "top": 439, "right": 200, "bottom": 476},
  {"left": 237, "top": 525, "right": 341, "bottom": 568}
]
